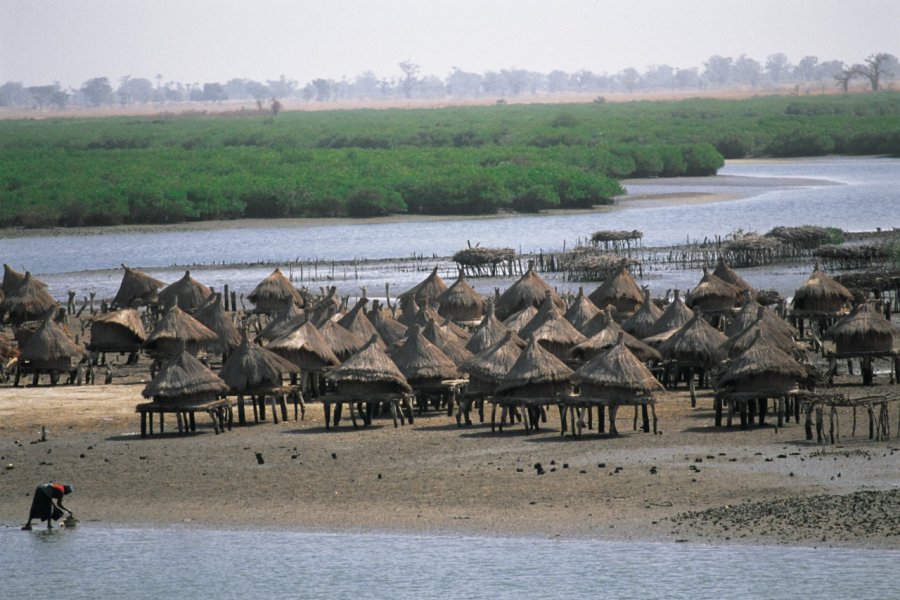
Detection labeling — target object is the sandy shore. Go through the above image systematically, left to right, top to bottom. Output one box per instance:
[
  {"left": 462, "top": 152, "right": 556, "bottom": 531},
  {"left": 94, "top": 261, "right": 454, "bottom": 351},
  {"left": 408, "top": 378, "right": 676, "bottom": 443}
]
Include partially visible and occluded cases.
[{"left": 1, "top": 377, "right": 897, "bottom": 547}]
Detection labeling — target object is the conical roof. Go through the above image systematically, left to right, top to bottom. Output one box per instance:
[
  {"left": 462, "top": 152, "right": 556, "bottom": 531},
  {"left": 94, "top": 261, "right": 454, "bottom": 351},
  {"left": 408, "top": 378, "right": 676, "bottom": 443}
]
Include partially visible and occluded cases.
[
  {"left": 713, "top": 256, "right": 756, "bottom": 300},
  {"left": 588, "top": 260, "right": 644, "bottom": 317},
  {"left": 494, "top": 261, "right": 565, "bottom": 319},
  {"left": 1, "top": 263, "right": 27, "bottom": 297},
  {"left": 112, "top": 264, "right": 165, "bottom": 308},
  {"left": 791, "top": 264, "right": 853, "bottom": 315},
  {"left": 400, "top": 266, "right": 448, "bottom": 306},
  {"left": 247, "top": 267, "right": 304, "bottom": 311},
  {"left": 686, "top": 267, "right": 742, "bottom": 313},
  {"left": 437, "top": 270, "right": 485, "bottom": 322},
  {"left": 157, "top": 271, "right": 212, "bottom": 312},
  {"left": 1, "top": 272, "right": 57, "bottom": 323},
  {"left": 306, "top": 286, "right": 341, "bottom": 327},
  {"left": 564, "top": 287, "right": 601, "bottom": 333},
  {"left": 622, "top": 287, "right": 664, "bottom": 340},
  {"left": 646, "top": 290, "right": 694, "bottom": 337},
  {"left": 725, "top": 292, "right": 798, "bottom": 340},
  {"left": 193, "top": 293, "right": 241, "bottom": 354},
  {"left": 517, "top": 293, "right": 586, "bottom": 359},
  {"left": 397, "top": 294, "right": 421, "bottom": 327},
  {"left": 338, "top": 297, "right": 385, "bottom": 348},
  {"left": 368, "top": 299, "right": 407, "bottom": 346},
  {"left": 465, "top": 300, "right": 526, "bottom": 354},
  {"left": 825, "top": 301, "right": 900, "bottom": 354},
  {"left": 255, "top": 302, "right": 306, "bottom": 345},
  {"left": 143, "top": 304, "right": 218, "bottom": 355},
  {"left": 414, "top": 305, "right": 469, "bottom": 341},
  {"left": 502, "top": 305, "right": 538, "bottom": 334},
  {"left": 722, "top": 307, "right": 801, "bottom": 359},
  {"left": 89, "top": 308, "right": 147, "bottom": 342},
  {"left": 570, "top": 312, "right": 661, "bottom": 363},
  {"left": 659, "top": 313, "right": 728, "bottom": 368},
  {"left": 20, "top": 315, "right": 83, "bottom": 365},
  {"left": 422, "top": 317, "right": 473, "bottom": 365},
  {"left": 317, "top": 318, "right": 365, "bottom": 362},
  {"left": 267, "top": 320, "right": 340, "bottom": 370},
  {"left": 389, "top": 325, "right": 460, "bottom": 382},
  {"left": 219, "top": 330, "right": 301, "bottom": 393},
  {"left": 460, "top": 330, "right": 523, "bottom": 386},
  {"left": 573, "top": 333, "right": 664, "bottom": 397},
  {"left": 326, "top": 335, "right": 411, "bottom": 393},
  {"left": 718, "top": 335, "right": 808, "bottom": 393},
  {"left": 496, "top": 337, "right": 574, "bottom": 395},
  {"left": 142, "top": 345, "right": 229, "bottom": 401}
]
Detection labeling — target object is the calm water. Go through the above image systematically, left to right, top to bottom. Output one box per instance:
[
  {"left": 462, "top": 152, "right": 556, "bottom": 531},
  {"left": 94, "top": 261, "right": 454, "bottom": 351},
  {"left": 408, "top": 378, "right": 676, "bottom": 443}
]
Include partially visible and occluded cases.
[
  {"left": 1, "top": 156, "right": 898, "bottom": 300},
  {"left": 4, "top": 526, "right": 899, "bottom": 600}
]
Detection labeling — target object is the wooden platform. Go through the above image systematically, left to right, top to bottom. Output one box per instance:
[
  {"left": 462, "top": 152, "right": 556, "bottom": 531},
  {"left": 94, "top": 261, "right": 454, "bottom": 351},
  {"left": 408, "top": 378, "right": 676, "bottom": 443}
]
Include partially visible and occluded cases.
[
  {"left": 320, "top": 393, "right": 415, "bottom": 429},
  {"left": 135, "top": 399, "right": 231, "bottom": 437}
]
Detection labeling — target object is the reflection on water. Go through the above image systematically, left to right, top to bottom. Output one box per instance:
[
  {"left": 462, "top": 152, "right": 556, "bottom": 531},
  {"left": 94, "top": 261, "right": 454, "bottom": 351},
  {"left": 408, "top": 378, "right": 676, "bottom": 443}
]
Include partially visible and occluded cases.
[{"left": 4, "top": 526, "right": 900, "bottom": 600}]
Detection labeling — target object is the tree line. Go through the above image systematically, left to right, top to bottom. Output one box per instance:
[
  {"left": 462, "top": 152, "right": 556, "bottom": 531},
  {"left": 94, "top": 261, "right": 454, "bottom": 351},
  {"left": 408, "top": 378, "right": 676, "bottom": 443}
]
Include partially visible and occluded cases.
[{"left": 1, "top": 52, "right": 896, "bottom": 111}]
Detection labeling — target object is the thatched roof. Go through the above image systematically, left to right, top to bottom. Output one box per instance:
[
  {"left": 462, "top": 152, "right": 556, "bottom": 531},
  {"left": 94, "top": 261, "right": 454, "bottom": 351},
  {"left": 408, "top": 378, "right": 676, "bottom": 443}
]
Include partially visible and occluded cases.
[
  {"left": 766, "top": 225, "right": 834, "bottom": 250},
  {"left": 452, "top": 246, "right": 515, "bottom": 268},
  {"left": 713, "top": 256, "right": 756, "bottom": 299},
  {"left": 494, "top": 261, "right": 565, "bottom": 320},
  {"left": 587, "top": 261, "right": 644, "bottom": 317},
  {"left": 1, "top": 263, "right": 27, "bottom": 297},
  {"left": 112, "top": 264, "right": 165, "bottom": 308},
  {"left": 791, "top": 264, "right": 853, "bottom": 315},
  {"left": 400, "top": 266, "right": 448, "bottom": 306},
  {"left": 247, "top": 267, "right": 304, "bottom": 311},
  {"left": 686, "top": 267, "right": 742, "bottom": 313},
  {"left": 437, "top": 270, "right": 485, "bottom": 322},
  {"left": 157, "top": 271, "right": 212, "bottom": 312},
  {"left": 1, "top": 272, "right": 57, "bottom": 323},
  {"left": 306, "top": 286, "right": 341, "bottom": 327},
  {"left": 564, "top": 287, "right": 602, "bottom": 333},
  {"left": 622, "top": 288, "right": 663, "bottom": 340},
  {"left": 646, "top": 290, "right": 694, "bottom": 338},
  {"left": 725, "top": 292, "right": 799, "bottom": 340},
  {"left": 516, "top": 293, "right": 586, "bottom": 359},
  {"left": 193, "top": 294, "right": 241, "bottom": 354},
  {"left": 397, "top": 294, "right": 421, "bottom": 327},
  {"left": 338, "top": 298, "right": 385, "bottom": 349},
  {"left": 368, "top": 299, "right": 407, "bottom": 346},
  {"left": 466, "top": 301, "right": 526, "bottom": 354},
  {"left": 255, "top": 302, "right": 306, "bottom": 345},
  {"left": 825, "top": 302, "right": 900, "bottom": 354},
  {"left": 143, "top": 304, "right": 218, "bottom": 355},
  {"left": 414, "top": 305, "right": 469, "bottom": 341},
  {"left": 502, "top": 305, "right": 538, "bottom": 334},
  {"left": 722, "top": 307, "right": 802, "bottom": 359},
  {"left": 89, "top": 308, "right": 147, "bottom": 343},
  {"left": 570, "top": 312, "right": 661, "bottom": 363},
  {"left": 658, "top": 313, "right": 728, "bottom": 368},
  {"left": 20, "top": 316, "right": 83, "bottom": 366},
  {"left": 422, "top": 317, "right": 473, "bottom": 365},
  {"left": 317, "top": 318, "right": 365, "bottom": 362},
  {"left": 267, "top": 320, "right": 340, "bottom": 370},
  {"left": 389, "top": 325, "right": 460, "bottom": 382},
  {"left": 0, "top": 330, "right": 18, "bottom": 362},
  {"left": 460, "top": 330, "right": 523, "bottom": 386},
  {"left": 219, "top": 331, "right": 301, "bottom": 393},
  {"left": 572, "top": 333, "right": 664, "bottom": 397},
  {"left": 326, "top": 335, "right": 411, "bottom": 393},
  {"left": 718, "top": 336, "right": 809, "bottom": 392},
  {"left": 495, "top": 337, "right": 574, "bottom": 395},
  {"left": 142, "top": 346, "right": 229, "bottom": 401}
]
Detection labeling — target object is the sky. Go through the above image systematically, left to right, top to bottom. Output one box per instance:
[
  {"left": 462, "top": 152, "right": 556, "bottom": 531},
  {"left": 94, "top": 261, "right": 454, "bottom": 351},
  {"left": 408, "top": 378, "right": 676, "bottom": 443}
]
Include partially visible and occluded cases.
[{"left": 2, "top": 0, "right": 898, "bottom": 88}]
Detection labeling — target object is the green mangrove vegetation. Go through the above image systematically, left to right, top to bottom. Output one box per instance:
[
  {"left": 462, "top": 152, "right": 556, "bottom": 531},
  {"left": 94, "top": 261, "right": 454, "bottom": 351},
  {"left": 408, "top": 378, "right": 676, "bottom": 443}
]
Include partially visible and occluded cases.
[{"left": 1, "top": 92, "right": 899, "bottom": 228}]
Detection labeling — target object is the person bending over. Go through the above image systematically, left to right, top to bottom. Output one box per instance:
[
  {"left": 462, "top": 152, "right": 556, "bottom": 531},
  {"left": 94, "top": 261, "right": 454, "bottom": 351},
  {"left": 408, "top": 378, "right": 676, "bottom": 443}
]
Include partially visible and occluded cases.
[{"left": 22, "top": 483, "right": 73, "bottom": 530}]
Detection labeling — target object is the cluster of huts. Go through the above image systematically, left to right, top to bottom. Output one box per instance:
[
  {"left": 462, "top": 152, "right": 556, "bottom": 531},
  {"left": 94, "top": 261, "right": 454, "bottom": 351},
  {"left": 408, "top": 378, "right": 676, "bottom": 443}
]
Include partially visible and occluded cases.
[{"left": 1, "top": 254, "right": 898, "bottom": 439}]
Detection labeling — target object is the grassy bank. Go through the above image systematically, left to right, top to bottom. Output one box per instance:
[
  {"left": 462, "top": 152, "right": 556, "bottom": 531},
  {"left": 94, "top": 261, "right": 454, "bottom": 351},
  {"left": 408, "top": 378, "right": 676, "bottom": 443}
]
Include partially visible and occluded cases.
[{"left": 2, "top": 92, "right": 899, "bottom": 228}]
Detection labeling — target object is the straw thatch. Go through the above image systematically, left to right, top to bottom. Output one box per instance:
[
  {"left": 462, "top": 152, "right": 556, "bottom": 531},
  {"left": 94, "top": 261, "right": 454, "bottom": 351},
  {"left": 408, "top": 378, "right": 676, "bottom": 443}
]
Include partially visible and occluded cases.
[
  {"left": 766, "top": 225, "right": 835, "bottom": 250},
  {"left": 452, "top": 246, "right": 515, "bottom": 268},
  {"left": 713, "top": 256, "right": 756, "bottom": 300},
  {"left": 588, "top": 260, "right": 644, "bottom": 317},
  {"left": 494, "top": 261, "right": 565, "bottom": 320},
  {"left": 1, "top": 263, "right": 27, "bottom": 297},
  {"left": 112, "top": 264, "right": 165, "bottom": 308},
  {"left": 791, "top": 264, "right": 853, "bottom": 316},
  {"left": 400, "top": 266, "right": 448, "bottom": 306},
  {"left": 686, "top": 267, "right": 742, "bottom": 313},
  {"left": 247, "top": 268, "right": 304, "bottom": 313},
  {"left": 437, "top": 270, "right": 485, "bottom": 323},
  {"left": 157, "top": 271, "right": 212, "bottom": 312},
  {"left": 1, "top": 272, "right": 57, "bottom": 324},
  {"left": 306, "top": 286, "right": 341, "bottom": 327},
  {"left": 564, "top": 287, "right": 602, "bottom": 333},
  {"left": 622, "top": 288, "right": 664, "bottom": 340},
  {"left": 646, "top": 290, "right": 694, "bottom": 338},
  {"left": 517, "top": 292, "right": 586, "bottom": 360},
  {"left": 725, "top": 292, "right": 799, "bottom": 340},
  {"left": 192, "top": 294, "right": 241, "bottom": 354},
  {"left": 397, "top": 294, "right": 421, "bottom": 327},
  {"left": 338, "top": 298, "right": 385, "bottom": 349},
  {"left": 368, "top": 299, "right": 407, "bottom": 346},
  {"left": 465, "top": 301, "right": 526, "bottom": 354},
  {"left": 825, "top": 302, "right": 900, "bottom": 354},
  {"left": 255, "top": 304, "right": 306, "bottom": 345},
  {"left": 143, "top": 305, "right": 218, "bottom": 357},
  {"left": 414, "top": 305, "right": 470, "bottom": 342},
  {"left": 502, "top": 305, "right": 538, "bottom": 334},
  {"left": 722, "top": 307, "right": 802, "bottom": 359},
  {"left": 88, "top": 308, "right": 147, "bottom": 352},
  {"left": 570, "top": 312, "right": 661, "bottom": 363},
  {"left": 659, "top": 313, "right": 728, "bottom": 368},
  {"left": 20, "top": 316, "right": 83, "bottom": 371},
  {"left": 422, "top": 317, "right": 474, "bottom": 365},
  {"left": 317, "top": 318, "right": 365, "bottom": 362},
  {"left": 267, "top": 320, "right": 341, "bottom": 371},
  {"left": 389, "top": 325, "right": 460, "bottom": 384},
  {"left": 0, "top": 330, "right": 18, "bottom": 363},
  {"left": 219, "top": 330, "right": 301, "bottom": 394},
  {"left": 459, "top": 330, "right": 523, "bottom": 394},
  {"left": 572, "top": 333, "right": 664, "bottom": 399},
  {"left": 326, "top": 335, "right": 412, "bottom": 396},
  {"left": 718, "top": 336, "right": 809, "bottom": 396},
  {"left": 495, "top": 337, "right": 574, "bottom": 398},
  {"left": 142, "top": 346, "right": 229, "bottom": 403}
]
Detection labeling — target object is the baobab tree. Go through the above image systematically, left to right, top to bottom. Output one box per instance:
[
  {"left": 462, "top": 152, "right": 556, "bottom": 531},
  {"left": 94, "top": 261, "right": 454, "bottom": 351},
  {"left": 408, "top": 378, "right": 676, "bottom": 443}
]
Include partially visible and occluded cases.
[{"left": 852, "top": 53, "right": 896, "bottom": 91}]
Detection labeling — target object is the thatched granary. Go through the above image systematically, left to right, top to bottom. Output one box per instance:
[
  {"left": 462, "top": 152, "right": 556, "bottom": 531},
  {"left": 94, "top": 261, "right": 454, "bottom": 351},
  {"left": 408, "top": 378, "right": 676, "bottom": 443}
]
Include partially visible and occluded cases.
[
  {"left": 713, "top": 256, "right": 756, "bottom": 300},
  {"left": 588, "top": 260, "right": 644, "bottom": 318},
  {"left": 494, "top": 261, "right": 565, "bottom": 320},
  {"left": 1, "top": 263, "right": 28, "bottom": 298},
  {"left": 112, "top": 264, "right": 165, "bottom": 308},
  {"left": 791, "top": 264, "right": 853, "bottom": 316},
  {"left": 400, "top": 266, "right": 448, "bottom": 307},
  {"left": 686, "top": 267, "right": 742, "bottom": 314},
  {"left": 247, "top": 268, "right": 304, "bottom": 313},
  {"left": 437, "top": 270, "right": 485, "bottom": 323},
  {"left": 157, "top": 271, "right": 212, "bottom": 312},
  {"left": 1, "top": 272, "right": 57, "bottom": 324},
  {"left": 306, "top": 286, "right": 341, "bottom": 327},
  {"left": 564, "top": 287, "right": 602, "bottom": 334},
  {"left": 622, "top": 288, "right": 664, "bottom": 340},
  {"left": 645, "top": 290, "right": 695, "bottom": 339},
  {"left": 725, "top": 291, "right": 799, "bottom": 339},
  {"left": 517, "top": 292, "right": 586, "bottom": 361},
  {"left": 193, "top": 294, "right": 241, "bottom": 355},
  {"left": 397, "top": 294, "right": 421, "bottom": 328},
  {"left": 338, "top": 298, "right": 385, "bottom": 349},
  {"left": 368, "top": 299, "right": 407, "bottom": 347},
  {"left": 465, "top": 300, "right": 526, "bottom": 355},
  {"left": 825, "top": 302, "right": 900, "bottom": 355},
  {"left": 255, "top": 303, "right": 305, "bottom": 345},
  {"left": 143, "top": 304, "right": 218, "bottom": 358},
  {"left": 414, "top": 305, "right": 470, "bottom": 342},
  {"left": 502, "top": 305, "right": 538, "bottom": 334},
  {"left": 722, "top": 307, "right": 802, "bottom": 359},
  {"left": 87, "top": 308, "right": 147, "bottom": 353},
  {"left": 570, "top": 312, "right": 661, "bottom": 363},
  {"left": 659, "top": 313, "right": 728, "bottom": 369},
  {"left": 19, "top": 315, "right": 83, "bottom": 375},
  {"left": 422, "top": 317, "right": 473, "bottom": 365},
  {"left": 318, "top": 318, "right": 365, "bottom": 362},
  {"left": 267, "top": 320, "right": 340, "bottom": 371},
  {"left": 389, "top": 325, "right": 461, "bottom": 387},
  {"left": 220, "top": 331, "right": 301, "bottom": 395},
  {"left": 460, "top": 331, "right": 523, "bottom": 396},
  {"left": 326, "top": 335, "right": 412, "bottom": 398},
  {"left": 718, "top": 336, "right": 809, "bottom": 397},
  {"left": 496, "top": 337, "right": 574, "bottom": 400}
]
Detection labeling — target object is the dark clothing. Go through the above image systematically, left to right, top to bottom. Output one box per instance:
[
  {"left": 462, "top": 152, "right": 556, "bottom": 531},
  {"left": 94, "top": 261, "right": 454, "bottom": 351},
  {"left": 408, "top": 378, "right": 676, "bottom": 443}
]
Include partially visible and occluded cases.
[{"left": 27, "top": 483, "right": 66, "bottom": 523}]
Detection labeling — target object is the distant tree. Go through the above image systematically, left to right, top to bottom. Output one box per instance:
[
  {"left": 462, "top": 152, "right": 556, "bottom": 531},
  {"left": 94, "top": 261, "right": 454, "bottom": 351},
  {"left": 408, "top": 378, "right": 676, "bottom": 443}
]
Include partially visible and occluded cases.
[
  {"left": 765, "top": 53, "right": 791, "bottom": 84},
  {"left": 852, "top": 53, "right": 897, "bottom": 91},
  {"left": 703, "top": 55, "right": 733, "bottom": 85},
  {"left": 733, "top": 55, "right": 762, "bottom": 87},
  {"left": 794, "top": 56, "right": 819, "bottom": 81},
  {"left": 398, "top": 60, "right": 420, "bottom": 98},
  {"left": 643, "top": 64, "right": 674, "bottom": 89},
  {"left": 834, "top": 66, "right": 853, "bottom": 93},
  {"left": 446, "top": 67, "right": 482, "bottom": 97},
  {"left": 617, "top": 67, "right": 640, "bottom": 93},
  {"left": 674, "top": 67, "right": 700, "bottom": 89},
  {"left": 547, "top": 69, "right": 571, "bottom": 93},
  {"left": 353, "top": 71, "right": 381, "bottom": 98},
  {"left": 267, "top": 75, "right": 297, "bottom": 98},
  {"left": 116, "top": 76, "right": 153, "bottom": 105},
  {"left": 80, "top": 77, "right": 113, "bottom": 106},
  {"left": 311, "top": 78, "right": 333, "bottom": 102},
  {"left": 0, "top": 81, "right": 32, "bottom": 106},
  {"left": 201, "top": 82, "right": 227, "bottom": 102},
  {"left": 27, "top": 84, "right": 57, "bottom": 109},
  {"left": 49, "top": 87, "right": 69, "bottom": 110},
  {"left": 270, "top": 98, "right": 282, "bottom": 115}
]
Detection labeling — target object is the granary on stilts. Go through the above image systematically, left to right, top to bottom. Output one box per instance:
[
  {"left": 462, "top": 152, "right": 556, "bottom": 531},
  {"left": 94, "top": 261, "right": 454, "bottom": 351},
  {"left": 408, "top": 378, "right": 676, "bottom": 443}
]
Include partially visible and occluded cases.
[
  {"left": 494, "top": 260, "right": 565, "bottom": 320},
  {"left": 588, "top": 260, "right": 644, "bottom": 319},
  {"left": 111, "top": 264, "right": 165, "bottom": 309},
  {"left": 790, "top": 264, "right": 853, "bottom": 338},
  {"left": 400, "top": 266, "right": 448, "bottom": 308},
  {"left": 247, "top": 268, "right": 305, "bottom": 314},
  {"left": 437, "top": 270, "right": 485, "bottom": 324},
  {"left": 157, "top": 271, "right": 212, "bottom": 313},
  {"left": 1, "top": 272, "right": 57, "bottom": 325},
  {"left": 564, "top": 287, "right": 602, "bottom": 334},
  {"left": 622, "top": 287, "right": 664, "bottom": 340},
  {"left": 517, "top": 291, "right": 586, "bottom": 362},
  {"left": 465, "top": 300, "right": 526, "bottom": 355},
  {"left": 824, "top": 302, "right": 900, "bottom": 385},
  {"left": 142, "top": 304, "right": 218, "bottom": 369},
  {"left": 87, "top": 308, "right": 146, "bottom": 365},
  {"left": 17, "top": 311, "right": 84, "bottom": 386},
  {"left": 658, "top": 313, "right": 728, "bottom": 406},
  {"left": 266, "top": 320, "right": 340, "bottom": 397},
  {"left": 389, "top": 325, "right": 466, "bottom": 417},
  {"left": 459, "top": 331, "right": 522, "bottom": 425}
]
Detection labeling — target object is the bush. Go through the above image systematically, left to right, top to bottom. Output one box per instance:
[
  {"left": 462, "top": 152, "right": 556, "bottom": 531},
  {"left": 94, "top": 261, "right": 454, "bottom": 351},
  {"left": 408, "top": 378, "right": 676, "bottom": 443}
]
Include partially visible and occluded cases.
[
  {"left": 765, "top": 129, "right": 835, "bottom": 157},
  {"left": 714, "top": 134, "right": 753, "bottom": 159},
  {"left": 681, "top": 143, "right": 725, "bottom": 175},
  {"left": 511, "top": 185, "right": 559, "bottom": 212},
  {"left": 345, "top": 188, "right": 407, "bottom": 217}
]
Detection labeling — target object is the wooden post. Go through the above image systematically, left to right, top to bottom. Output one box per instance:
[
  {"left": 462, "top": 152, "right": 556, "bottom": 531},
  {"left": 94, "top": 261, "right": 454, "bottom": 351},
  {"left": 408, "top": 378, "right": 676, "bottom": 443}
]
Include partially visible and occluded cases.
[
  {"left": 714, "top": 396, "right": 723, "bottom": 427},
  {"left": 804, "top": 403, "right": 813, "bottom": 440}
]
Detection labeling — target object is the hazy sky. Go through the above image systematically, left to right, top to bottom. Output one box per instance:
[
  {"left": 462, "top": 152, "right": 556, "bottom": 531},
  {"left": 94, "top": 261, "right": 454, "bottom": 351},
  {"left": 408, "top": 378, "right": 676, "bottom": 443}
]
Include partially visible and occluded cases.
[{"left": 2, "top": 0, "right": 898, "bottom": 88}]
